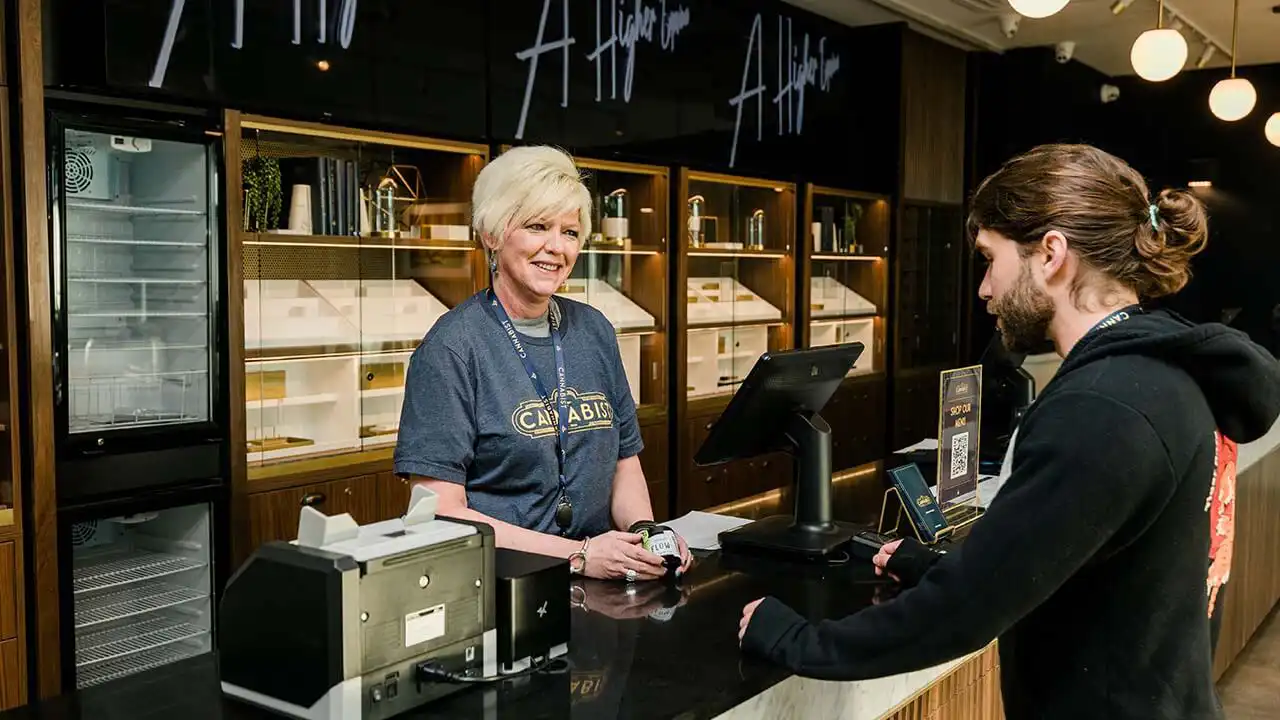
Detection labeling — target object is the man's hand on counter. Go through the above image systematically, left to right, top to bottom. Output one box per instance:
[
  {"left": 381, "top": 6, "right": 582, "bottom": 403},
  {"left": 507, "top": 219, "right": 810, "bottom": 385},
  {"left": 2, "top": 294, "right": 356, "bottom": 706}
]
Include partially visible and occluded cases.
[
  {"left": 874, "top": 537, "right": 946, "bottom": 588},
  {"left": 738, "top": 598, "right": 764, "bottom": 645}
]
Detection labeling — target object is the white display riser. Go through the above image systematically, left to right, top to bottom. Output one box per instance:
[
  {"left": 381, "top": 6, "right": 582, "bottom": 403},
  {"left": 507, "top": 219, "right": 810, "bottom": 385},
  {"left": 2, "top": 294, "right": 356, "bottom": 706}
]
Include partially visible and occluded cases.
[
  {"left": 810, "top": 318, "right": 876, "bottom": 375},
  {"left": 687, "top": 326, "right": 767, "bottom": 398},
  {"left": 246, "top": 355, "right": 361, "bottom": 464}
]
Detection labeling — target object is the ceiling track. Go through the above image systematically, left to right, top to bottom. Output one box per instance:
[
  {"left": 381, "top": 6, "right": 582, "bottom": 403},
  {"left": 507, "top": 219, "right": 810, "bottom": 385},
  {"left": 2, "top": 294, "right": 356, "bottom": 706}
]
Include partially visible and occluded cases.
[{"left": 1161, "top": 0, "right": 1233, "bottom": 62}]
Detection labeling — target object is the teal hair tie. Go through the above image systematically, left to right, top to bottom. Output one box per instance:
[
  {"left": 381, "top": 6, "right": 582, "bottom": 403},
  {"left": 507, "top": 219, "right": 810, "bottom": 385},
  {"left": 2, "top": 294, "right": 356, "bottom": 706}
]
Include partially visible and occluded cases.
[{"left": 1149, "top": 204, "right": 1159, "bottom": 230}]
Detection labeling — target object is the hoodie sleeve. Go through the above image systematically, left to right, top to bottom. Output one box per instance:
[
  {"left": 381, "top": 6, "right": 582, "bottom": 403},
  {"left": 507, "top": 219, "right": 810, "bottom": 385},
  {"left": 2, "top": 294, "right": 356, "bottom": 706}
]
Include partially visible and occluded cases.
[{"left": 741, "top": 390, "right": 1178, "bottom": 680}]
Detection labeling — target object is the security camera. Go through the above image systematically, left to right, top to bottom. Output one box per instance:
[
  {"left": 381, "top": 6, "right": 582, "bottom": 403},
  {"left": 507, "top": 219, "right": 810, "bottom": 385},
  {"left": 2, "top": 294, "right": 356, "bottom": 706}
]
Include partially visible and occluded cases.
[
  {"left": 998, "top": 14, "right": 1020, "bottom": 39},
  {"left": 1055, "top": 41, "right": 1076, "bottom": 64},
  {"left": 1100, "top": 84, "right": 1120, "bottom": 104}
]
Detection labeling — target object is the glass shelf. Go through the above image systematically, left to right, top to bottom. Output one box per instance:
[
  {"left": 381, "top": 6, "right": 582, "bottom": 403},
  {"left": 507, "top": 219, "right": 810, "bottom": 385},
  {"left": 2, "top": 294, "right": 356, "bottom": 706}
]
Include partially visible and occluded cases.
[
  {"left": 238, "top": 116, "right": 487, "bottom": 475},
  {"left": 681, "top": 171, "right": 795, "bottom": 400},
  {"left": 805, "top": 187, "right": 891, "bottom": 377}
]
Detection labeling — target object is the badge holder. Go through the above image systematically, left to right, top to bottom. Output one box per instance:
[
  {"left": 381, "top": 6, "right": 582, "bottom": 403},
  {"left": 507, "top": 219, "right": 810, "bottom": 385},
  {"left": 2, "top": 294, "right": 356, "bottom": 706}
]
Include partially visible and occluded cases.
[{"left": 877, "top": 487, "right": 954, "bottom": 546}]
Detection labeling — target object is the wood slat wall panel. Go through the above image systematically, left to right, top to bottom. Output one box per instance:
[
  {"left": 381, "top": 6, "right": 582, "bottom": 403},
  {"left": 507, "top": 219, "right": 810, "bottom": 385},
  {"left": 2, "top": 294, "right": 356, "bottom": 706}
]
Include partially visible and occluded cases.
[
  {"left": 900, "top": 32, "right": 967, "bottom": 205},
  {"left": 1213, "top": 451, "right": 1280, "bottom": 679},
  {"left": 884, "top": 643, "right": 1004, "bottom": 720}
]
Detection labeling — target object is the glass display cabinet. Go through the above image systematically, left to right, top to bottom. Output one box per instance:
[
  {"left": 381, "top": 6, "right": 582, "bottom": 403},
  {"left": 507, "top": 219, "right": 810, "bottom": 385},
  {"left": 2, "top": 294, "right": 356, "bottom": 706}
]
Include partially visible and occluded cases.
[
  {"left": 232, "top": 115, "right": 487, "bottom": 479},
  {"left": 557, "top": 156, "right": 668, "bottom": 414},
  {"left": 672, "top": 169, "right": 797, "bottom": 514},
  {"left": 678, "top": 170, "right": 795, "bottom": 401},
  {"left": 801, "top": 186, "right": 891, "bottom": 377}
]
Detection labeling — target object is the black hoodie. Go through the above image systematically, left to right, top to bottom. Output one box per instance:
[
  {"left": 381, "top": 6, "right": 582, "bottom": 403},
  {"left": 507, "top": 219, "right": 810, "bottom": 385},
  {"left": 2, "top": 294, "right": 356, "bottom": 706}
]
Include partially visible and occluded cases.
[{"left": 741, "top": 308, "right": 1280, "bottom": 720}]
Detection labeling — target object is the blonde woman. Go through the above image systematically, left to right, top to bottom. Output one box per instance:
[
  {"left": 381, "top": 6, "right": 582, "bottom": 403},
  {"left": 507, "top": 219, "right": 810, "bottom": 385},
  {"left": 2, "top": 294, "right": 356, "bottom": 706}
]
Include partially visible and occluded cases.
[{"left": 395, "top": 146, "right": 691, "bottom": 582}]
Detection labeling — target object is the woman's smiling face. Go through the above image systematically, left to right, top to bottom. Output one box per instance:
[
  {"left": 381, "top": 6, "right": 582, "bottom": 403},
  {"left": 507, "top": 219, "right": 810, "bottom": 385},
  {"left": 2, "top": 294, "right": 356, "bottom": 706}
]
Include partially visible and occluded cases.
[{"left": 496, "top": 210, "right": 582, "bottom": 301}]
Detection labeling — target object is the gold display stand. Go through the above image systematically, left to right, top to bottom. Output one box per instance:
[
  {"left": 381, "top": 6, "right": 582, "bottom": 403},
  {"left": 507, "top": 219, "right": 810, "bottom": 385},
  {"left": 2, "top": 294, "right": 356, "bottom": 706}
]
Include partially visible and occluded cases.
[{"left": 877, "top": 487, "right": 954, "bottom": 545}]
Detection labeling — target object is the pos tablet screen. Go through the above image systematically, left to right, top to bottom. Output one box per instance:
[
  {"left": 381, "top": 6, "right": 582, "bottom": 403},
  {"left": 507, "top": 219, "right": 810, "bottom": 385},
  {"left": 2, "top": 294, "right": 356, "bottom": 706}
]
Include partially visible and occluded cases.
[{"left": 695, "top": 343, "right": 865, "bottom": 560}]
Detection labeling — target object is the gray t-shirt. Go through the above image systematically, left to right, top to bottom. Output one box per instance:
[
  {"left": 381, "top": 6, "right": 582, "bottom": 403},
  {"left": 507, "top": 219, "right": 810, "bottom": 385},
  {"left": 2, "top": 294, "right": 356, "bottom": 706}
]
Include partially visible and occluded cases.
[{"left": 394, "top": 291, "right": 643, "bottom": 539}]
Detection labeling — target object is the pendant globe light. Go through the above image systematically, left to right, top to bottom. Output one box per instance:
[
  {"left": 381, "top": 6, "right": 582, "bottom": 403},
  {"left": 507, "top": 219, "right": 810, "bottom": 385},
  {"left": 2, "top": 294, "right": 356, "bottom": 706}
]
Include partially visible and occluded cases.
[
  {"left": 1008, "top": 0, "right": 1070, "bottom": 19},
  {"left": 1130, "top": 0, "right": 1187, "bottom": 82},
  {"left": 1208, "top": 0, "right": 1256, "bottom": 121},
  {"left": 1266, "top": 113, "right": 1280, "bottom": 147}
]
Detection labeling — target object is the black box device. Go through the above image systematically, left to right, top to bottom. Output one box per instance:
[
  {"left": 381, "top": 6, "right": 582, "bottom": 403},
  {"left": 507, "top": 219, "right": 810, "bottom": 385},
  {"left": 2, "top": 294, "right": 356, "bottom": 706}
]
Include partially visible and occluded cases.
[{"left": 496, "top": 548, "right": 570, "bottom": 671}]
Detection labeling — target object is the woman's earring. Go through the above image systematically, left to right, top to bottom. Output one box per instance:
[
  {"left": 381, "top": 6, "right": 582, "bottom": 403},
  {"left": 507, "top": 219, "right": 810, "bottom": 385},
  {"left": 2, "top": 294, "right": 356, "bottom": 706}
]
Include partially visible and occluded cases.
[{"left": 488, "top": 254, "right": 498, "bottom": 275}]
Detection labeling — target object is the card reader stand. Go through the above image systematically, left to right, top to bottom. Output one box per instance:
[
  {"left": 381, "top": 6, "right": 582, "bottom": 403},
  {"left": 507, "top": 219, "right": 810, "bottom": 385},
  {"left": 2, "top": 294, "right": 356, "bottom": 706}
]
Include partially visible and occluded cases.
[{"left": 877, "top": 487, "right": 954, "bottom": 546}]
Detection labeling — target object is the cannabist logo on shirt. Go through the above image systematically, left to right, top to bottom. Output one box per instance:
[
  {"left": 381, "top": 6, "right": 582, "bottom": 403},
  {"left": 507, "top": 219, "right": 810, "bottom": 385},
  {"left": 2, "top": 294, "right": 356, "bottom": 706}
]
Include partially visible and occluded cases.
[{"left": 511, "top": 388, "right": 615, "bottom": 439}]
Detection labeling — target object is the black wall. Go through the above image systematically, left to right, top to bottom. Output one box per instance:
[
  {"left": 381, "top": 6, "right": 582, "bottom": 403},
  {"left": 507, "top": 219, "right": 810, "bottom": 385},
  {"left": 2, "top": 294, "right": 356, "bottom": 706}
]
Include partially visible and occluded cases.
[
  {"left": 43, "top": 0, "right": 905, "bottom": 192},
  {"left": 969, "top": 48, "right": 1280, "bottom": 357}
]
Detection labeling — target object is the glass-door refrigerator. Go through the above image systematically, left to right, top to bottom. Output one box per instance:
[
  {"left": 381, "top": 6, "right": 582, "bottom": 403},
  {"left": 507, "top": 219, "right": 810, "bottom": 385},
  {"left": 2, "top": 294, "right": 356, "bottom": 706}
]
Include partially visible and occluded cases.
[{"left": 47, "top": 102, "right": 230, "bottom": 691}]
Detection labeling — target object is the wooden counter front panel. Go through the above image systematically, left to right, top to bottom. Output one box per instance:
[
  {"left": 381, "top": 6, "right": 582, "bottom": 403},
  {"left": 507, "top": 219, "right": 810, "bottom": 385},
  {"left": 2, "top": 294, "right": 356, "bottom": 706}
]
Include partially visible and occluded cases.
[
  {"left": 246, "top": 474, "right": 381, "bottom": 548},
  {"left": 0, "top": 542, "right": 14, "bottom": 641},
  {"left": 0, "top": 639, "right": 20, "bottom": 710}
]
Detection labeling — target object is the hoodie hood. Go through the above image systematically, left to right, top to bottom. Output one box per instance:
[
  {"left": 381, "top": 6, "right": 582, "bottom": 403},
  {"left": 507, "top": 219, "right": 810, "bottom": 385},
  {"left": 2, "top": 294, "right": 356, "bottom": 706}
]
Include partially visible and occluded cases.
[{"left": 1052, "top": 309, "right": 1280, "bottom": 443}]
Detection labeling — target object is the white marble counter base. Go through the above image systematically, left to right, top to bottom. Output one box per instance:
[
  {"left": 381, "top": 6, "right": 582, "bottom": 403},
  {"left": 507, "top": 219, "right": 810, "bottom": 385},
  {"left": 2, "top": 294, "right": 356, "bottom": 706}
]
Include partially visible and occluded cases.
[{"left": 712, "top": 651, "right": 978, "bottom": 720}]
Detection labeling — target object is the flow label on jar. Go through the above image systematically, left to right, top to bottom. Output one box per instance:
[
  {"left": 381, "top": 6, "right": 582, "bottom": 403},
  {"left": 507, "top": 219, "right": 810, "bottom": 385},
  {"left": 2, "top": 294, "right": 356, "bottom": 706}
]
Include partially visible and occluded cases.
[
  {"left": 644, "top": 530, "right": 679, "bottom": 558},
  {"left": 405, "top": 604, "right": 446, "bottom": 647}
]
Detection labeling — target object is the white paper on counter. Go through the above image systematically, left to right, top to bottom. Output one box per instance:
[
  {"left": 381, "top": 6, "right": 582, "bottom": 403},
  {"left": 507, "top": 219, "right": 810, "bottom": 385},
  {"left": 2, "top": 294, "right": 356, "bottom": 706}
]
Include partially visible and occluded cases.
[
  {"left": 895, "top": 438, "right": 939, "bottom": 454},
  {"left": 663, "top": 511, "right": 754, "bottom": 551}
]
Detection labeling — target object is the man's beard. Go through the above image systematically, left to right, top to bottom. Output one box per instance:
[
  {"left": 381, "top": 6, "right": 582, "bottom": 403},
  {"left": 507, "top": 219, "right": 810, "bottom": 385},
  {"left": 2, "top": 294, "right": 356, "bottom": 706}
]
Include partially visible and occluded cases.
[{"left": 990, "top": 263, "right": 1054, "bottom": 354}]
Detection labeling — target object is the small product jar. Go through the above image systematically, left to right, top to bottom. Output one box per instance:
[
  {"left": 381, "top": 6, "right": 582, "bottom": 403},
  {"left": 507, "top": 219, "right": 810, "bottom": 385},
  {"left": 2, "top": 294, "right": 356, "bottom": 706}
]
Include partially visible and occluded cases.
[{"left": 629, "top": 520, "right": 682, "bottom": 579}]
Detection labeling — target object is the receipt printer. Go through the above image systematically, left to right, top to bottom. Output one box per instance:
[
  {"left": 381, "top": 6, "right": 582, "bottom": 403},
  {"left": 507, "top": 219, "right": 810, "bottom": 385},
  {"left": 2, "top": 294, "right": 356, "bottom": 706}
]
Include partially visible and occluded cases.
[{"left": 219, "top": 486, "right": 496, "bottom": 719}]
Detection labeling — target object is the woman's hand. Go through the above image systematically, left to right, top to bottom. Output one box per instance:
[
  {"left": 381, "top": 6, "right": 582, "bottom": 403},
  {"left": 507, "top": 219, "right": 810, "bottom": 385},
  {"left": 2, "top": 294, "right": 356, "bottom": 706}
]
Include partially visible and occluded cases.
[
  {"left": 584, "top": 531, "right": 667, "bottom": 581},
  {"left": 675, "top": 533, "right": 694, "bottom": 576}
]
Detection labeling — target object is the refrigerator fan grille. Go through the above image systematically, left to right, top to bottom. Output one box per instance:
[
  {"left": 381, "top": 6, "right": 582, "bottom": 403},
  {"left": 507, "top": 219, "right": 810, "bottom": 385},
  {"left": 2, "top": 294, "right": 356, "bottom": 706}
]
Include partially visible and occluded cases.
[
  {"left": 65, "top": 148, "right": 96, "bottom": 194},
  {"left": 71, "top": 520, "right": 99, "bottom": 546}
]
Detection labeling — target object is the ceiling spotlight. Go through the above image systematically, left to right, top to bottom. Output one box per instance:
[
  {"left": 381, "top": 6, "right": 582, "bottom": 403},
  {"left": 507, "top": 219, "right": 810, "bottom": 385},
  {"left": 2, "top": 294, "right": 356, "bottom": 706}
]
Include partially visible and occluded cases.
[
  {"left": 1008, "top": 0, "right": 1071, "bottom": 19},
  {"left": 1111, "top": 0, "right": 1135, "bottom": 14},
  {"left": 1196, "top": 44, "right": 1217, "bottom": 69},
  {"left": 1265, "top": 113, "right": 1280, "bottom": 147},
  {"left": 1188, "top": 180, "right": 1212, "bottom": 188}
]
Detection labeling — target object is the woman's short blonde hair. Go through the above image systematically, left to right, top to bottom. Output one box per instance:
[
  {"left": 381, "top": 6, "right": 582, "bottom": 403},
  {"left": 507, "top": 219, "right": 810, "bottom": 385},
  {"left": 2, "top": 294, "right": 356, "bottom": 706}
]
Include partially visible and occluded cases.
[{"left": 472, "top": 146, "right": 592, "bottom": 255}]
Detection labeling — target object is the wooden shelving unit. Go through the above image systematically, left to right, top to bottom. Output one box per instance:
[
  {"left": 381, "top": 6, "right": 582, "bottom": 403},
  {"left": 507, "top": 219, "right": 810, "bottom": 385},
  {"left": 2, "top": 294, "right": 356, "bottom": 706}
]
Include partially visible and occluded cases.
[
  {"left": 225, "top": 112, "right": 489, "bottom": 560},
  {"left": 567, "top": 154, "right": 672, "bottom": 519},
  {"left": 673, "top": 168, "right": 797, "bottom": 514},
  {"left": 799, "top": 185, "right": 893, "bottom": 474}
]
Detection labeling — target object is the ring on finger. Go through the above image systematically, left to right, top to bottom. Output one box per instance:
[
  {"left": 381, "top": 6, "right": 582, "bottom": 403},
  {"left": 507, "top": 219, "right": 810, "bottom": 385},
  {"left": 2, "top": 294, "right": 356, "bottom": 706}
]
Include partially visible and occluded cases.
[{"left": 625, "top": 568, "right": 638, "bottom": 583}]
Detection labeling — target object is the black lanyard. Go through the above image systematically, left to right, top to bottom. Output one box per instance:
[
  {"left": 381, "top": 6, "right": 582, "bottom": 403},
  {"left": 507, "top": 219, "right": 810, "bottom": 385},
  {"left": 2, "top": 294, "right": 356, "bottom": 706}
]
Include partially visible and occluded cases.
[
  {"left": 485, "top": 290, "right": 573, "bottom": 532},
  {"left": 1089, "top": 304, "right": 1144, "bottom": 337}
]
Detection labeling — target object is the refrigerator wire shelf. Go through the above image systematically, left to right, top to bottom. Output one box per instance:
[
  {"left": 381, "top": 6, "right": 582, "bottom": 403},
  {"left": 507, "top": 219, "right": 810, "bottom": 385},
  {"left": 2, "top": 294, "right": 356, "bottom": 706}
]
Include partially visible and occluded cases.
[
  {"left": 68, "top": 370, "right": 205, "bottom": 430},
  {"left": 73, "top": 548, "right": 205, "bottom": 595},
  {"left": 74, "top": 580, "right": 207, "bottom": 630},
  {"left": 75, "top": 614, "right": 207, "bottom": 668},
  {"left": 76, "top": 641, "right": 206, "bottom": 689}
]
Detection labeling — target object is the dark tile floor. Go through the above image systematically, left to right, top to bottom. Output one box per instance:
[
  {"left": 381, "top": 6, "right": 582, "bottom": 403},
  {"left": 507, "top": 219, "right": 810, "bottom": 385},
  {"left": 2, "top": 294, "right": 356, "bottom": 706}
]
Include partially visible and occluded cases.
[{"left": 1218, "top": 606, "right": 1280, "bottom": 719}]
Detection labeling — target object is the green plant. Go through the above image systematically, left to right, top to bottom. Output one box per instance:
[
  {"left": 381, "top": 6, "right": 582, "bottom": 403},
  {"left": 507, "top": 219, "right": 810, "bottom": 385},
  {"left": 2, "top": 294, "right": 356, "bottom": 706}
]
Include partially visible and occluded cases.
[{"left": 242, "top": 156, "right": 282, "bottom": 231}]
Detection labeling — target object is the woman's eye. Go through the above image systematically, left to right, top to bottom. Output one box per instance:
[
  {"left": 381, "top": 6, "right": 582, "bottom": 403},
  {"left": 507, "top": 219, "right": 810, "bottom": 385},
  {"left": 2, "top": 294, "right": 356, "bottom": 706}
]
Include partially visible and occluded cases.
[
  {"left": 527, "top": 223, "right": 546, "bottom": 232},
  {"left": 564, "top": 229, "right": 580, "bottom": 240}
]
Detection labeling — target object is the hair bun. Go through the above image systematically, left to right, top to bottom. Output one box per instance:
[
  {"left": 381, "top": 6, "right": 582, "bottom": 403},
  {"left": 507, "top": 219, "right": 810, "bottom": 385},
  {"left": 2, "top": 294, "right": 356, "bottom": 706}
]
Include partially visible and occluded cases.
[{"left": 1132, "top": 188, "right": 1208, "bottom": 298}]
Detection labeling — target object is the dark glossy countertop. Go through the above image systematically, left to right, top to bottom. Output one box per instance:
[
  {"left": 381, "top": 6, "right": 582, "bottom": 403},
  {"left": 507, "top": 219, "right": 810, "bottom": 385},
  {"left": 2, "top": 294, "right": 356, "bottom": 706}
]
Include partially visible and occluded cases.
[{"left": 2, "top": 549, "right": 902, "bottom": 720}]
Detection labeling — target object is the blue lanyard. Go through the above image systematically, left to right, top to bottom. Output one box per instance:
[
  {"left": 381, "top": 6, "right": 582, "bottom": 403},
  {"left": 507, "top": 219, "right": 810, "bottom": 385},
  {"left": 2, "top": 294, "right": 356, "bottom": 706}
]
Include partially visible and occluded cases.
[{"left": 485, "top": 290, "right": 572, "bottom": 530}]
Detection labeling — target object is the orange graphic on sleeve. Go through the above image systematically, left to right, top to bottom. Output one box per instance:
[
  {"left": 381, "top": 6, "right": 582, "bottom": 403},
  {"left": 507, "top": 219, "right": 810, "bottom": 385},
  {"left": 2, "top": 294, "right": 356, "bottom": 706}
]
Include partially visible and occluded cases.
[{"left": 1205, "top": 431, "right": 1237, "bottom": 618}]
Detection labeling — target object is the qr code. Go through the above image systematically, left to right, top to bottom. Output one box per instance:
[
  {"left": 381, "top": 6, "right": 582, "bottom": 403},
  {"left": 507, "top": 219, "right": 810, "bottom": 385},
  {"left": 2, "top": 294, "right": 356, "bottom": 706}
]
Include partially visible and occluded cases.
[{"left": 950, "top": 432, "right": 970, "bottom": 480}]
